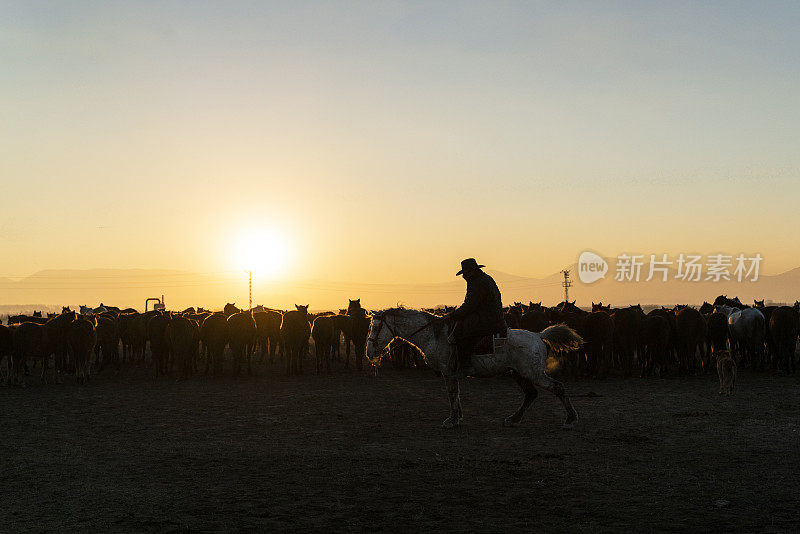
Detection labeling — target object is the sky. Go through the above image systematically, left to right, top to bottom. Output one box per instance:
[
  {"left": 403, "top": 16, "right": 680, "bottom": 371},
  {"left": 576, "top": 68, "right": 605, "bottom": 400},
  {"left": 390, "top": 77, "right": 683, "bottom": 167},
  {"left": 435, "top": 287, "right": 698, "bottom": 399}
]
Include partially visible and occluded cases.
[{"left": 1, "top": 1, "right": 799, "bottom": 306}]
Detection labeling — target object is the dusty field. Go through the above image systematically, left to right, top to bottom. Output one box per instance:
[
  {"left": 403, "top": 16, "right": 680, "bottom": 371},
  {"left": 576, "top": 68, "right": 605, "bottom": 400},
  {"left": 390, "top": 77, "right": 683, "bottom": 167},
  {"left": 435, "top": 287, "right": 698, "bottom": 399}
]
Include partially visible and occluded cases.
[{"left": 2, "top": 363, "right": 799, "bottom": 533}]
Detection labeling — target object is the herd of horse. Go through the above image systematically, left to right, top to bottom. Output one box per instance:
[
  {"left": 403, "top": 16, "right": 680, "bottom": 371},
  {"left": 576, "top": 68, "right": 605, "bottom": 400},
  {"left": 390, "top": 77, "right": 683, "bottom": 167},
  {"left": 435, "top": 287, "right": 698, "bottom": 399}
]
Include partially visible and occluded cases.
[
  {"left": 1, "top": 294, "right": 797, "bottom": 389},
  {"left": 504, "top": 295, "right": 798, "bottom": 378},
  {"left": 0, "top": 299, "right": 376, "bottom": 386}
]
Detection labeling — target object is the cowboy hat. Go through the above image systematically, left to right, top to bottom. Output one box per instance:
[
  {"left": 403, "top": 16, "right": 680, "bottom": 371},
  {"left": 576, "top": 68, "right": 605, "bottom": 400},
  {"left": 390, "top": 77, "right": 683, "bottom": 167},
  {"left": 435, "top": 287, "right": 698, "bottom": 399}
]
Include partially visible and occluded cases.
[{"left": 456, "top": 258, "right": 485, "bottom": 276}]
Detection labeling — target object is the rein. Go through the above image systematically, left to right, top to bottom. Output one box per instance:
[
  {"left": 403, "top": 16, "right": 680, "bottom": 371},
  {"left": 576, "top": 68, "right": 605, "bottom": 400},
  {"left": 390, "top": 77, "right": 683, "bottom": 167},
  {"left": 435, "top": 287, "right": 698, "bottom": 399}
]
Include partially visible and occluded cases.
[{"left": 368, "top": 313, "right": 439, "bottom": 348}]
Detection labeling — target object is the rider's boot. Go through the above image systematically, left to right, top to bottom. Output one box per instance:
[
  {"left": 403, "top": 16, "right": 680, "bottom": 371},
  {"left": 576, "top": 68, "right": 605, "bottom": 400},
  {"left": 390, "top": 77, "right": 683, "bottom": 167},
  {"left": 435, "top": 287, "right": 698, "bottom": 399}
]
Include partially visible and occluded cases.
[{"left": 455, "top": 342, "right": 475, "bottom": 378}]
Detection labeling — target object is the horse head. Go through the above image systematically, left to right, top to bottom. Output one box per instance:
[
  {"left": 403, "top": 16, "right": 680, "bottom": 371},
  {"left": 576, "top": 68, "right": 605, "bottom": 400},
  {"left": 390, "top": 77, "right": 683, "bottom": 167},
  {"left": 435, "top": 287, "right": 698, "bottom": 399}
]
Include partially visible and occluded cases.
[
  {"left": 348, "top": 299, "right": 361, "bottom": 312},
  {"left": 224, "top": 303, "right": 241, "bottom": 316},
  {"left": 365, "top": 310, "right": 391, "bottom": 365}
]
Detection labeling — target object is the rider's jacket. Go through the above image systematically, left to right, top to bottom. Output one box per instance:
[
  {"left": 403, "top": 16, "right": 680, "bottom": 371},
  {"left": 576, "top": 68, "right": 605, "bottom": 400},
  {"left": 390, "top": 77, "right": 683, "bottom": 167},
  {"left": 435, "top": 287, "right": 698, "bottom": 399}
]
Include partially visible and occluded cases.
[{"left": 450, "top": 270, "right": 506, "bottom": 338}]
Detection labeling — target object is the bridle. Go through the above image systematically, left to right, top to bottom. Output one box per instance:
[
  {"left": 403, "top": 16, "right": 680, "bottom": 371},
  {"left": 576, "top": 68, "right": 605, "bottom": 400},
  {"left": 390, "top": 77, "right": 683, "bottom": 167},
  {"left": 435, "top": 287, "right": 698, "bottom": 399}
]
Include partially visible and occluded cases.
[{"left": 367, "top": 313, "right": 440, "bottom": 351}]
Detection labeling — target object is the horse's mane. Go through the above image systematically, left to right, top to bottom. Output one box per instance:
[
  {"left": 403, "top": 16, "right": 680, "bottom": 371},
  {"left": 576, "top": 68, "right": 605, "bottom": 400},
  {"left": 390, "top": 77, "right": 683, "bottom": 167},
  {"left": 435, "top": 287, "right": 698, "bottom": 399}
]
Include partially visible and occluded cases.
[{"left": 378, "top": 306, "right": 438, "bottom": 321}]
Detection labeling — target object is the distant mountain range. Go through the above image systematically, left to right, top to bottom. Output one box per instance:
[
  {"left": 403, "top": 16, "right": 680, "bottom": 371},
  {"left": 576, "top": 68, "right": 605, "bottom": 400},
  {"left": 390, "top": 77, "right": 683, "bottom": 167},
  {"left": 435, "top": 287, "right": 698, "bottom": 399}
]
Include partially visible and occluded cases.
[{"left": 1, "top": 264, "right": 798, "bottom": 314}]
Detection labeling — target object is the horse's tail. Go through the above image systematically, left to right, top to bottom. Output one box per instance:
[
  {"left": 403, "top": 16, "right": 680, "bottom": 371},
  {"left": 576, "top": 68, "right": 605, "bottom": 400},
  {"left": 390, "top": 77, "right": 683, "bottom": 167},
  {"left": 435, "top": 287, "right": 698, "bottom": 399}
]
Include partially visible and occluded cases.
[{"left": 540, "top": 323, "right": 584, "bottom": 354}]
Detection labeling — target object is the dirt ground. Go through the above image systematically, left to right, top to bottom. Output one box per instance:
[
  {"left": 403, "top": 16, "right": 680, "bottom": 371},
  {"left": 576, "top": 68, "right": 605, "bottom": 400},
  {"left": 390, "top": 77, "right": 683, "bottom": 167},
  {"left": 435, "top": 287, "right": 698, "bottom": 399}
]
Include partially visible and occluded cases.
[{"left": 2, "top": 361, "right": 799, "bottom": 533}]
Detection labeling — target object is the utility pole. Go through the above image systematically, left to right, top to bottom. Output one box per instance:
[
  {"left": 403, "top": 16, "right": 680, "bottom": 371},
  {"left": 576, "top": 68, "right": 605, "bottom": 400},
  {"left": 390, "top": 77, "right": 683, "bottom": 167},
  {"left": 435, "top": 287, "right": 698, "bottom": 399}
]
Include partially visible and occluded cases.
[
  {"left": 561, "top": 269, "right": 572, "bottom": 303},
  {"left": 245, "top": 270, "right": 253, "bottom": 311}
]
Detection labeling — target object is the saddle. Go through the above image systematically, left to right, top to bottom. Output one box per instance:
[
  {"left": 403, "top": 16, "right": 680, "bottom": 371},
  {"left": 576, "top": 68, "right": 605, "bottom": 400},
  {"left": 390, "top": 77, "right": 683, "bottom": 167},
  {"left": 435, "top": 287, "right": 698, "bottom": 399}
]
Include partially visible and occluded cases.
[
  {"left": 448, "top": 329, "right": 508, "bottom": 357},
  {"left": 475, "top": 333, "right": 508, "bottom": 356}
]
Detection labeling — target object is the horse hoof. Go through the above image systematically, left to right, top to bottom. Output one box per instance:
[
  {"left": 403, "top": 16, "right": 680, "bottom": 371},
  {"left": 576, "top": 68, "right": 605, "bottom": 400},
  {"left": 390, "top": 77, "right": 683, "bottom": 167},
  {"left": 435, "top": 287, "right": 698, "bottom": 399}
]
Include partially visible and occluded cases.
[
  {"left": 503, "top": 418, "right": 519, "bottom": 427},
  {"left": 562, "top": 422, "right": 575, "bottom": 430}
]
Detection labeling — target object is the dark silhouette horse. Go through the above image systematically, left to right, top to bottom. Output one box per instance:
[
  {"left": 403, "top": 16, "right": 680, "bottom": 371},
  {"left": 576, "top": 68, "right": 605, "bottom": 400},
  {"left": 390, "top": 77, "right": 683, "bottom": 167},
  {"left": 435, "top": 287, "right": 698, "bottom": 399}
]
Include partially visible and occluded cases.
[
  {"left": 713, "top": 295, "right": 747, "bottom": 309},
  {"left": 347, "top": 299, "right": 370, "bottom": 371},
  {"left": 754, "top": 300, "right": 778, "bottom": 364},
  {"left": 545, "top": 301, "right": 587, "bottom": 377},
  {"left": 519, "top": 302, "right": 549, "bottom": 333},
  {"left": 224, "top": 303, "right": 242, "bottom": 317},
  {"left": 505, "top": 303, "right": 524, "bottom": 329},
  {"left": 280, "top": 305, "right": 311, "bottom": 375},
  {"left": 610, "top": 305, "right": 644, "bottom": 376},
  {"left": 674, "top": 306, "right": 707, "bottom": 373},
  {"left": 769, "top": 306, "right": 798, "bottom": 373},
  {"left": 647, "top": 308, "right": 678, "bottom": 369},
  {"left": 254, "top": 310, "right": 282, "bottom": 364},
  {"left": 147, "top": 311, "right": 172, "bottom": 377},
  {"left": 227, "top": 311, "right": 257, "bottom": 376},
  {"left": 332, "top": 311, "right": 353, "bottom": 363},
  {"left": 583, "top": 311, "right": 614, "bottom": 377},
  {"left": 705, "top": 311, "right": 729, "bottom": 361},
  {"left": 201, "top": 313, "right": 228, "bottom": 376},
  {"left": 641, "top": 313, "right": 670, "bottom": 377},
  {"left": 95, "top": 314, "right": 119, "bottom": 373},
  {"left": 166, "top": 315, "right": 199, "bottom": 378},
  {"left": 312, "top": 315, "right": 335, "bottom": 374},
  {"left": 68, "top": 316, "right": 97, "bottom": 384}
]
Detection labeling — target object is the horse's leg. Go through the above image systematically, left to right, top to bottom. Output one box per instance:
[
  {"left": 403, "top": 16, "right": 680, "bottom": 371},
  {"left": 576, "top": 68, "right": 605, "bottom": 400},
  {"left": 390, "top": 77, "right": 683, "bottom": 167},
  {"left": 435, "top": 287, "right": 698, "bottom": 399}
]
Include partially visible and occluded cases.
[
  {"left": 698, "top": 340, "right": 706, "bottom": 373},
  {"left": 325, "top": 344, "right": 331, "bottom": 374},
  {"left": 356, "top": 344, "right": 364, "bottom": 371},
  {"left": 40, "top": 356, "right": 48, "bottom": 385},
  {"left": 505, "top": 372, "right": 538, "bottom": 427},
  {"left": 533, "top": 373, "right": 577, "bottom": 429},
  {"left": 441, "top": 377, "right": 462, "bottom": 428}
]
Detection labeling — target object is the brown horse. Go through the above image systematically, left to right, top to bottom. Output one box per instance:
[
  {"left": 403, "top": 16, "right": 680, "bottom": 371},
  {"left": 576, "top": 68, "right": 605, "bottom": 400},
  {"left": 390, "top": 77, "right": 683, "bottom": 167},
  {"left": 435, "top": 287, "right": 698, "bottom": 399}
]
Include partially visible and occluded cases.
[
  {"left": 347, "top": 299, "right": 369, "bottom": 371},
  {"left": 280, "top": 305, "right": 311, "bottom": 375},
  {"left": 675, "top": 306, "right": 708, "bottom": 373},
  {"left": 769, "top": 306, "right": 799, "bottom": 373},
  {"left": 254, "top": 310, "right": 282, "bottom": 364},
  {"left": 147, "top": 311, "right": 172, "bottom": 377},
  {"left": 227, "top": 311, "right": 257, "bottom": 376},
  {"left": 583, "top": 311, "right": 614, "bottom": 377},
  {"left": 201, "top": 313, "right": 228, "bottom": 376},
  {"left": 641, "top": 313, "right": 670, "bottom": 377},
  {"left": 166, "top": 315, "right": 200, "bottom": 378},
  {"left": 311, "top": 315, "right": 335, "bottom": 374}
]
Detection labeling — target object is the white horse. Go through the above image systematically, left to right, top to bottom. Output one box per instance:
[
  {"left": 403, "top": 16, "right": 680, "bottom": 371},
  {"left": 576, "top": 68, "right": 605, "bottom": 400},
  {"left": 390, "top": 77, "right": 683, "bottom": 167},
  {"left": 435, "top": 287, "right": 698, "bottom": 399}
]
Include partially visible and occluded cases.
[
  {"left": 79, "top": 304, "right": 107, "bottom": 316},
  {"left": 715, "top": 305, "right": 766, "bottom": 368},
  {"left": 365, "top": 308, "right": 582, "bottom": 429}
]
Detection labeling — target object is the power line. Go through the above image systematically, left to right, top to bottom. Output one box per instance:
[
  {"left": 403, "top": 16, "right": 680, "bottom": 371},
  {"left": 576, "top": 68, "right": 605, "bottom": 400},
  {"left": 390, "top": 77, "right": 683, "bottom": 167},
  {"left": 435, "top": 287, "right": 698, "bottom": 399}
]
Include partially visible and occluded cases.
[{"left": 561, "top": 270, "right": 573, "bottom": 302}]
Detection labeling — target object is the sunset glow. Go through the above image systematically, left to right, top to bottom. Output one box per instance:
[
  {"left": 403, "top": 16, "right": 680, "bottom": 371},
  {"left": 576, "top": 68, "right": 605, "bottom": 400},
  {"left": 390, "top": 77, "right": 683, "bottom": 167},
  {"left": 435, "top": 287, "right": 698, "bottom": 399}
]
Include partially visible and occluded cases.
[
  {"left": 1, "top": 2, "right": 799, "bottom": 310},
  {"left": 233, "top": 229, "right": 291, "bottom": 280}
]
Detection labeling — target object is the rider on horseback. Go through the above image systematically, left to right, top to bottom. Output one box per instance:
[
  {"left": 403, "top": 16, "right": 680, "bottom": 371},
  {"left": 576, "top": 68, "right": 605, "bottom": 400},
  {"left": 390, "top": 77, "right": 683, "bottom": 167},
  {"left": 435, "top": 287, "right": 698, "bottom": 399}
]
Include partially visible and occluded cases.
[{"left": 443, "top": 258, "right": 507, "bottom": 377}]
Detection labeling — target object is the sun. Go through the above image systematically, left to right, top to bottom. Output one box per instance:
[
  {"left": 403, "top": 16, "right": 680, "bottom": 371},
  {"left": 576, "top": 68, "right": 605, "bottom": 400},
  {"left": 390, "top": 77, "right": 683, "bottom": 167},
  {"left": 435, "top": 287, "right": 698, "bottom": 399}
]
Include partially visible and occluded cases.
[{"left": 233, "top": 228, "right": 291, "bottom": 279}]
